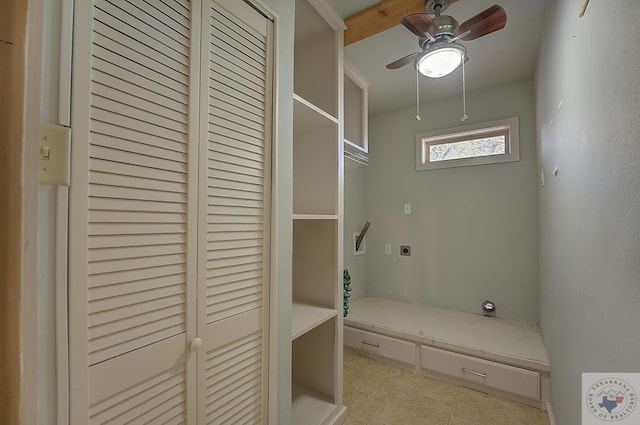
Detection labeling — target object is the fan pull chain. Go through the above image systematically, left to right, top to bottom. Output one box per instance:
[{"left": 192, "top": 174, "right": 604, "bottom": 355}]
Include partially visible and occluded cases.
[
  {"left": 461, "top": 54, "right": 468, "bottom": 121},
  {"left": 416, "top": 67, "right": 421, "bottom": 121}
]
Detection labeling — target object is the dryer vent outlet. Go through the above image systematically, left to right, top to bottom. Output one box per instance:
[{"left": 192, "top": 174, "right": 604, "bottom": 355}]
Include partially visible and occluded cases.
[{"left": 400, "top": 245, "right": 411, "bottom": 256}]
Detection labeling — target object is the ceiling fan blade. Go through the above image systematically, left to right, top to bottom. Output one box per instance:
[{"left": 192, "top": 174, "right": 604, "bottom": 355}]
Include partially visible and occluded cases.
[
  {"left": 458, "top": 5, "right": 507, "bottom": 41},
  {"left": 401, "top": 13, "right": 437, "bottom": 38},
  {"left": 386, "top": 52, "right": 420, "bottom": 69}
]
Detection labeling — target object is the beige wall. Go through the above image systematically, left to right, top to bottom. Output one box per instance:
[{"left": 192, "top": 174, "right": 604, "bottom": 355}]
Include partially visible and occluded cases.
[
  {"left": 1, "top": 0, "right": 28, "bottom": 422},
  {"left": 536, "top": 1, "right": 640, "bottom": 423},
  {"left": 364, "top": 79, "right": 539, "bottom": 322},
  {"left": 344, "top": 158, "right": 368, "bottom": 303}
]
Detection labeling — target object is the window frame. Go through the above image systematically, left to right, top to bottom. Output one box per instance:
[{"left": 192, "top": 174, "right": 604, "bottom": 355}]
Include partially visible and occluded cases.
[{"left": 415, "top": 117, "right": 520, "bottom": 171}]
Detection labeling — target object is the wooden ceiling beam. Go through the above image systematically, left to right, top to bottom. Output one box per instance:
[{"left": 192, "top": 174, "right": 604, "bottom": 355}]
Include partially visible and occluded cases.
[{"left": 344, "top": 0, "right": 458, "bottom": 46}]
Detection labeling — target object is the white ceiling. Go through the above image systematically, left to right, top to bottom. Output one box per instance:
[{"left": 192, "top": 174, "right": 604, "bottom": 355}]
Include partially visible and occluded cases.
[{"left": 334, "top": 0, "right": 547, "bottom": 115}]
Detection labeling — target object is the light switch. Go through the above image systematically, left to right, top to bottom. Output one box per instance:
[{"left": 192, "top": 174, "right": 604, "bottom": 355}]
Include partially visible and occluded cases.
[
  {"left": 39, "top": 124, "right": 71, "bottom": 186},
  {"left": 403, "top": 203, "right": 411, "bottom": 215},
  {"left": 384, "top": 244, "right": 392, "bottom": 255}
]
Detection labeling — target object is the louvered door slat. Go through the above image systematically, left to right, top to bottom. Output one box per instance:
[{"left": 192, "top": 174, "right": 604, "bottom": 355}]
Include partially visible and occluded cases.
[
  {"left": 70, "top": 0, "right": 195, "bottom": 420},
  {"left": 72, "top": 0, "right": 272, "bottom": 422},
  {"left": 95, "top": 0, "right": 190, "bottom": 61},
  {"left": 131, "top": 0, "right": 191, "bottom": 40},
  {"left": 199, "top": 2, "right": 271, "bottom": 422},
  {"left": 212, "top": 11, "right": 266, "bottom": 60},
  {"left": 92, "top": 15, "right": 189, "bottom": 78},
  {"left": 91, "top": 19, "right": 188, "bottom": 80},
  {"left": 209, "top": 31, "right": 265, "bottom": 74},
  {"left": 209, "top": 45, "right": 265, "bottom": 86},
  {"left": 92, "top": 47, "right": 188, "bottom": 100},
  {"left": 92, "top": 56, "right": 188, "bottom": 105},
  {"left": 210, "top": 62, "right": 264, "bottom": 99},
  {"left": 93, "top": 70, "right": 187, "bottom": 118},
  {"left": 209, "top": 73, "right": 265, "bottom": 107},
  {"left": 91, "top": 82, "right": 188, "bottom": 125},
  {"left": 210, "top": 82, "right": 265, "bottom": 112},
  {"left": 211, "top": 86, "right": 264, "bottom": 117},
  {"left": 92, "top": 95, "right": 189, "bottom": 137},
  {"left": 212, "top": 99, "right": 264, "bottom": 129},
  {"left": 91, "top": 108, "right": 188, "bottom": 145},
  {"left": 209, "top": 117, "right": 263, "bottom": 141},
  {"left": 209, "top": 119, "right": 264, "bottom": 147},
  {"left": 90, "top": 121, "right": 188, "bottom": 154},
  {"left": 90, "top": 133, "right": 188, "bottom": 163},
  {"left": 209, "top": 137, "right": 264, "bottom": 161},
  {"left": 89, "top": 146, "right": 187, "bottom": 173},
  {"left": 209, "top": 157, "right": 264, "bottom": 176},
  {"left": 89, "top": 159, "right": 186, "bottom": 185},
  {"left": 208, "top": 171, "right": 263, "bottom": 188},
  {"left": 90, "top": 172, "right": 187, "bottom": 194},
  {"left": 207, "top": 180, "right": 263, "bottom": 196},
  {"left": 90, "top": 197, "right": 187, "bottom": 213},
  {"left": 207, "top": 197, "right": 263, "bottom": 210},
  {"left": 89, "top": 210, "right": 186, "bottom": 224},
  {"left": 89, "top": 223, "right": 186, "bottom": 236},
  {"left": 207, "top": 229, "right": 263, "bottom": 241},
  {"left": 89, "top": 234, "right": 187, "bottom": 250},
  {"left": 207, "top": 255, "right": 263, "bottom": 273},
  {"left": 206, "top": 261, "right": 262, "bottom": 278},
  {"left": 207, "top": 270, "right": 261, "bottom": 290},
  {"left": 89, "top": 274, "right": 184, "bottom": 301},
  {"left": 206, "top": 282, "right": 260, "bottom": 299},
  {"left": 88, "top": 293, "right": 185, "bottom": 329},
  {"left": 204, "top": 308, "right": 264, "bottom": 424},
  {"left": 89, "top": 313, "right": 184, "bottom": 354},
  {"left": 89, "top": 359, "right": 186, "bottom": 423}
]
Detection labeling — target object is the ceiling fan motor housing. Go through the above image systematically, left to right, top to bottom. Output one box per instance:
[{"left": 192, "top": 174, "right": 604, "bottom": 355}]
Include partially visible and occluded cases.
[
  {"left": 425, "top": 0, "right": 451, "bottom": 15},
  {"left": 432, "top": 15, "right": 459, "bottom": 36}
]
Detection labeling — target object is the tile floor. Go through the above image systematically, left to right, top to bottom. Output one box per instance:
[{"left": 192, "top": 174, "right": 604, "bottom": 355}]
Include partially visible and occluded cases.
[{"left": 343, "top": 349, "right": 550, "bottom": 425}]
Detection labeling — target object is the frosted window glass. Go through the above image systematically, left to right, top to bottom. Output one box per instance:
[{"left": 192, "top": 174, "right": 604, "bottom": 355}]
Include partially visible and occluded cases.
[{"left": 429, "top": 136, "right": 506, "bottom": 162}]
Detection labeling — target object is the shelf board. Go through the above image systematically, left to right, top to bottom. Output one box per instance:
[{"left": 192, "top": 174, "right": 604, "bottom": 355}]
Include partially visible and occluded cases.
[
  {"left": 294, "top": 94, "right": 338, "bottom": 132},
  {"left": 344, "top": 138, "right": 367, "bottom": 154},
  {"left": 293, "top": 213, "right": 338, "bottom": 220},
  {"left": 292, "top": 303, "right": 337, "bottom": 340},
  {"left": 292, "top": 382, "right": 339, "bottom": 425}
]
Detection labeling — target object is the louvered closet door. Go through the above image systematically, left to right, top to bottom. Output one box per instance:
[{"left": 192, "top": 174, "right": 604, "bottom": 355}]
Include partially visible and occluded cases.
[
  {"left": 68, "top": 0, "right": 200, "bottom": 423},
  {"left": 197, "top": 1, "right": 273, "bottom": 423}
]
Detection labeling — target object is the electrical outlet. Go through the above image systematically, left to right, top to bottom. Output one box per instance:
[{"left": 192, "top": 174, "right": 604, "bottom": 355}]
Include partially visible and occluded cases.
[{"left": 400, "top": 245, "right": 411, "bottom": 256}]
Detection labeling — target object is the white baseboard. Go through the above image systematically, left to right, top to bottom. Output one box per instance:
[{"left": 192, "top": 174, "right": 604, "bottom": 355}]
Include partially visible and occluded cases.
[{"left": 546, "top": 401, "right": 556, "bottom": 425}]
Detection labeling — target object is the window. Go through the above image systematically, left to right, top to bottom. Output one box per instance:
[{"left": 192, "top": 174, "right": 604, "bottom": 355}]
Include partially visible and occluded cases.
[{"left": 416, "top": 117, "right": 519, "bottom": 170}]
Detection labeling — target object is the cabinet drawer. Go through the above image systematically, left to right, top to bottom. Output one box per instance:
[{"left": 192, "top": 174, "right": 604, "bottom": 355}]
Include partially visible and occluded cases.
[
  {"left": 344, "top": 327, "right": 415, "bottom": 366},
  {"left": 420, "top": 345, "right": 540, "bottom": 400}
]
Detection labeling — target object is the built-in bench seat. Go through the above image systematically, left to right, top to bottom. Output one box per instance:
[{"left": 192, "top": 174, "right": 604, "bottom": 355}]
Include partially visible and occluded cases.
[{"left": 344, "top": 297, "right": 550, "bottom": 409}]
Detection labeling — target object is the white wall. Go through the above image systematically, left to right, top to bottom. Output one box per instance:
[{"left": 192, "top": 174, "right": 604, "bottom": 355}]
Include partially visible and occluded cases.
[
  {"left": 536, "top": 1, "right": 640, "bottom": 423},
  {"left": 365, "top": 80, "right": 538, "bottom": 321},
  {"left": 344, "top": 159, "right": 368, "bottom": 303}
]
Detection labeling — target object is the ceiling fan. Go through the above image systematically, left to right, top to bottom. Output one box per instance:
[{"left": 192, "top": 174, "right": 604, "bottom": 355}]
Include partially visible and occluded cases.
[{"left": 387, "top": 0, "right": 507, "bottom": 78}]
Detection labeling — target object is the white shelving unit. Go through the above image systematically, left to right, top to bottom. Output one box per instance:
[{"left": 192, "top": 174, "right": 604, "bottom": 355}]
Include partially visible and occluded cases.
[
  {"left": 291, "top": 0, "right": 347, "bottom": 423},
  {"left": 344, "top": 59, "right": 369, "bottom": 166},
  {"left": 292, "top": 303, "right": 337, "bottom": 340}
]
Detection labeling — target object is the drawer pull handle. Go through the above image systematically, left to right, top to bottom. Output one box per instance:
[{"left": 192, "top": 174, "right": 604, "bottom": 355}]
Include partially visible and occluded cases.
[
  {"left": 361, "top": 340, "right": 379, "bottom": 348},
  {"left": 461, "top": 368, "right": 487, "bottom": 379}
]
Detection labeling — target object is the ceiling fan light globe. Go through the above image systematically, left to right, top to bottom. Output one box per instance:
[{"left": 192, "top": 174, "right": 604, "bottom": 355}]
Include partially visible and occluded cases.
[{"left": 417, "top": 45, "right": 465, "bottom": 78}]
